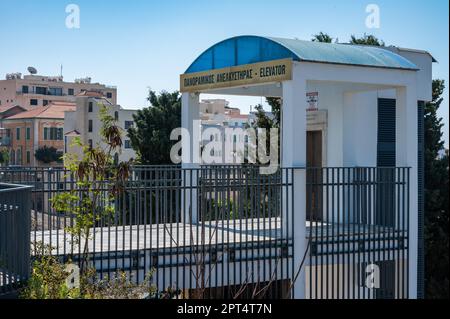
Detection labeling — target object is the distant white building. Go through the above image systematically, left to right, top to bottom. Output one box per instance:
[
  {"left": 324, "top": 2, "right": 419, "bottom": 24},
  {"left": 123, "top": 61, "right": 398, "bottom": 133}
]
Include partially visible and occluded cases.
[
  {"left": 64, "top": 91, "right": 137, "bottom": 163},
  {"left": 199, "top": 99, "right": 252, "bottom": 164}
]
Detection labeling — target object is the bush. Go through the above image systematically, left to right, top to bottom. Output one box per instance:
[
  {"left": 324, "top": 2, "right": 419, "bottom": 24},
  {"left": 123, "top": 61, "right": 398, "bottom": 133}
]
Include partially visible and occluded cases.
[
  {"left": 34, "top": 146, "right": 61, "bottom": 164},
  {"left": 21, "top": 242, "right": 158, "bottom": 299}
]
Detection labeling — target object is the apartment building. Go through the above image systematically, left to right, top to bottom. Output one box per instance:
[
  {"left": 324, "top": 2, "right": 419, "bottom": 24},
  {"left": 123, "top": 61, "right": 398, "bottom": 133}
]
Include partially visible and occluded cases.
[
  {"left": 0, "top": 71, "right": 117, "bottom": 110},
  {"left": 64, "top": 93, "right": 137, "bottom": 163},
  {"left": 199, "top": 99, "right": 253, "bottom": 163},
  {"left": 200, "top": 99, "right": 250, "bottom": 127},
  {"left": 0, "top": 101, "right": 75, "bottom": 166}
]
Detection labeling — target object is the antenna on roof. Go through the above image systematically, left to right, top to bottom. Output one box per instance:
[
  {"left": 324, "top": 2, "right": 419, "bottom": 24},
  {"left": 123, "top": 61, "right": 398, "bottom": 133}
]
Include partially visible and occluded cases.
[
  {"left": 60, "top": 64, "right": 63, "bottom": 78},
  {"left": 27, "top": 66, "right": 37, "bottom": 75}
]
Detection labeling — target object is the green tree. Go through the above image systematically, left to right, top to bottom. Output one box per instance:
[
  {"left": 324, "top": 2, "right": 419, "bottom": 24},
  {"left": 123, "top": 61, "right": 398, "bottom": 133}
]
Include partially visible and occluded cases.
[
  {"left": 312, "top": 32, "right": 334, "bottom": 43},
  {"left": 349, "top": 33, "right": 385, "bottom": 46},
  {"left": 424, "top": 79, "right": 449, "bottom": 299},
  {"left": 128, "top": 90, "right": 181, "bottom": 164},
  {"left": 251, "top": 98, "right": 281, "bottom": 166},
  {"left": 51, "top": 103, "right": 132, "bottom": 274},
  {"left": 34, "top": 146, "right": 62, "bottom": 164},
  {"left": 0, "top": 148, "right": 9, "bottom": 165}
]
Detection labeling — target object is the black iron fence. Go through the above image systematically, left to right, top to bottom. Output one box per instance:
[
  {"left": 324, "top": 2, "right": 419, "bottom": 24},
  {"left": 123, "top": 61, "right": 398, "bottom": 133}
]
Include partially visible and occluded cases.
[
  {"left": 0, "top": 166, "right": 410, "bottom": 299},
  {"left": 0, "top": 166, "right": 296, "bottom": 299},
  {"left": 306, "top": 167, "right": 410, "bottom": 299},
  {"left": 0, "top": 183, "right": 32, "bottom": 296}
]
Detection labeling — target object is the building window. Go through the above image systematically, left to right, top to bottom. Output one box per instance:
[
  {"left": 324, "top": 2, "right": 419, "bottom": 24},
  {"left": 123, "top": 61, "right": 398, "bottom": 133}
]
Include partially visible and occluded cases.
[
  {"left": 22, "top": 85, "right": 29, "bottom": 94},
  {"left": 35, "top": 87, "right": 47, "bottom": 95},
  {"left": 48, "top": 87, "right": 63, "bottom": 96},
  {"left": 68, "top": 88, "right": 74, "bottom": 95},
  {"left": 106, "top": 92, "right": 113, "bottom": 99},
  {"left": 30, "top": 99, "right": 38, "bottom": 106},
  {"left": 43, "top": 100, "right": 48, "bottom": 106},
  {"left": 88, "top": 102, "right": 93, "bottom": 112},
  {"left": 114, "top": 111, "right": 119, "bottom": 121},
  {"left": 88, "top": 120, "right": 93, "bottom": 132},
  {"left": 124, "top": 121, "right": 134, "bottom": 130},
  {"left": 16, "top": 127, "right": 20, "bottom": 140},
  {"left": 26, "top": 127, "right": 31, "bottom": 140},
  {"left": 44, "top": 127, "right": 48, "bottom": 140},
  {"left": 49, "top": 128, "right": 55, "bottom": 140},
  {"left": 50, "top": 128, "right": 56, "bottom": 140},
  {"left": 57, "top": 128, "right": 63, "bottom": 140},
  {"left": 88, "top": 139, "right": 93, "bottom": 149},
  {"left": 124, "top": 140, "right": 131, "bottom": 149},
  {"left": 16, "top": 149, "right": 22, "bottom": 165},
  {"left": 10, "top": 150, "right": 15, "bottom": 164},
  {"left": 26, "top": 151, "right": 31, "bottom": 164}
]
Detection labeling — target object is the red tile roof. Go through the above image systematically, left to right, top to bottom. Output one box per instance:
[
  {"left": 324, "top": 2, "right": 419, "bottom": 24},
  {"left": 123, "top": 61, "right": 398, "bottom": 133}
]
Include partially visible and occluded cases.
[
  {"left": 4, "top": 102, "right": 76, "bottom": 120},
  {"left": 0, "top": 105, "right": 28, "bottom": 114}
]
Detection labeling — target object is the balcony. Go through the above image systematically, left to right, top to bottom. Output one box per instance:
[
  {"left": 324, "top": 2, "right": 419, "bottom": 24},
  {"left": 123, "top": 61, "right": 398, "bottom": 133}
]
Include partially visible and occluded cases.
[
  {"left": 16, "top": 90, "right": 66, "bottom": 97},
  {"left": 0, "top": 136, "right": 11, "bottom": 146},
  {"left": 0, "top": 165, "right": 410, "bottom": 299}
]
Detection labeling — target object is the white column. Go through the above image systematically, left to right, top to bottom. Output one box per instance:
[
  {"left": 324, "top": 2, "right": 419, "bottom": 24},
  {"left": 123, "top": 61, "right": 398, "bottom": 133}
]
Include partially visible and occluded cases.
[
  {"left": 281, "top": 64, "right": 307, "bottom": 298},
  {"left": 396, "top": 85, "right": 418, "bottom": 299},
  {"left": 181, "top": 92, "right": 200, "bottom": 224}
]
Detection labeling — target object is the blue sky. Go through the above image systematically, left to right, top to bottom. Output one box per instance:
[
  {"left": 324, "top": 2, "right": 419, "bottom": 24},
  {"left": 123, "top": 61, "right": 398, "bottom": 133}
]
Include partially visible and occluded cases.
[{"left": 0, "top": 0, "right": 448, "bottom": 146}]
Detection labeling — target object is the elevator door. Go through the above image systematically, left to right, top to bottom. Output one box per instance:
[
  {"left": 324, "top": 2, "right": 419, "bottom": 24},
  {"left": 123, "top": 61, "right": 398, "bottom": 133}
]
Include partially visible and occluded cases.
[{"left": 306, "top": 130, "right": 323, "bottom": 221}]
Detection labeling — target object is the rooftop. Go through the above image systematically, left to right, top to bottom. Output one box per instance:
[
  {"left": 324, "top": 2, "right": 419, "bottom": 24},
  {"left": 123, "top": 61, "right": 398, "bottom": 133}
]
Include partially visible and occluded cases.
[
  {"left": 185, "top": 35, "right": 422, "bottom": 73},
  {"left": 76, "top": 90, "right": 105, "bottom": 98},
  {"left": 4, "top": 101, "right": 76, "bottom": 120}
]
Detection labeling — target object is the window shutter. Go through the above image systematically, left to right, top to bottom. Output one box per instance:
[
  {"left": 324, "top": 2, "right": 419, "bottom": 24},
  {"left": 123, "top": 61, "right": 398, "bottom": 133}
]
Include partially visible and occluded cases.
[
  {"left": 376, "top": 98, "right": 396, "bottom": 227},
  {"left": 377, "top": 98, "right": 396, "bottom": 167}
]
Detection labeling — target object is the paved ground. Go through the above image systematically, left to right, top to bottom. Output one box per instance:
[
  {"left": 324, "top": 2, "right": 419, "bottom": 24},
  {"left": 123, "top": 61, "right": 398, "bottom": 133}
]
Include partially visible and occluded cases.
[
  {"left": 31, "top": 218, "right": 404, "bottom": 256},
  {"left": 32, "top": 218, "right": 284, "bottom": 255}
]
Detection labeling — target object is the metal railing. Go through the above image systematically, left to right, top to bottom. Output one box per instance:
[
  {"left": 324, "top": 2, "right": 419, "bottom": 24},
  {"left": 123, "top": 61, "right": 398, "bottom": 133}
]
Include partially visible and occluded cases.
[
  {"left": 0, "top": 166, "right": 410, "bottom": 299},
  {"left": 0, "top": 166, "right": 297, "bottom": 299},
  {"left": 306, "top": 167, "right": 410, "bottom": 299},
  {"left": 0, "top": 183, "right": 32, "bottom": 296}
]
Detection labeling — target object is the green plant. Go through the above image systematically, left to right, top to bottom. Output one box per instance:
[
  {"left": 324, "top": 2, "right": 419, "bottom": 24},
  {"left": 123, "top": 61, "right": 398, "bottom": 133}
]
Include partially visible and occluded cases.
[
  {"left": 424, "top": 79, "right": 449, "bottom": 299},
  {"left": 127, "top": 90, "right": 181, "bottom": 164},
  {"left": 51, "top": 103, "right": 132, "bottom": 274},
  {"left": 34, "top": 145, "right": 61, "bottom": 164},
  {"left": 0, "top": 148, "right": 9, "bottom": 165},
  {"left": 20, "top": 243, "right": 81, "bottom": 299},
  {"left": 21, "top": 243, "right": 158, "bottom": 299},
  {"left": 80, "top": 269, "right": 157, "bottom": 299}
]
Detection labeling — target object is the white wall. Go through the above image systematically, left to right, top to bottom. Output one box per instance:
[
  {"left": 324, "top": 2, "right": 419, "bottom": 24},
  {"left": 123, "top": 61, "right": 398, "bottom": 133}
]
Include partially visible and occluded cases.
[
  {"left": 386, "top": 48, "right": 433, "bottom": 102},
  {"left": 305, "top": 81, "right": 381, "bottom": 167}
]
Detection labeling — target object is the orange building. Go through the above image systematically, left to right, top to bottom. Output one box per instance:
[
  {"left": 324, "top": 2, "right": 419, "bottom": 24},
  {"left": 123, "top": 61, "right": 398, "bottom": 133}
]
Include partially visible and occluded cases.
[{"left": 1, "top": 101, "right": 75, "bottom": 166}]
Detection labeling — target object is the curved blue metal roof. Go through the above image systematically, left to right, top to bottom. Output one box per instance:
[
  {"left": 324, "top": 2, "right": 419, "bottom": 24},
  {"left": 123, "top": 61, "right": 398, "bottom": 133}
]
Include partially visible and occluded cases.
[{"left": 185, "top": 35, "right": 418, "bottom": 74}]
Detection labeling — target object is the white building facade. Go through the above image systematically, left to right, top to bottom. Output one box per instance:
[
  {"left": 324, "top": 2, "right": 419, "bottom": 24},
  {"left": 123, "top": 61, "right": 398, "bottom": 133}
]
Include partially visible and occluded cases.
[
  {"left": 179, "top": 36, "right": 434, "bottom": 299},
  {"left": 64, "top": 94, "right": 137, "bottom": 163}
]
